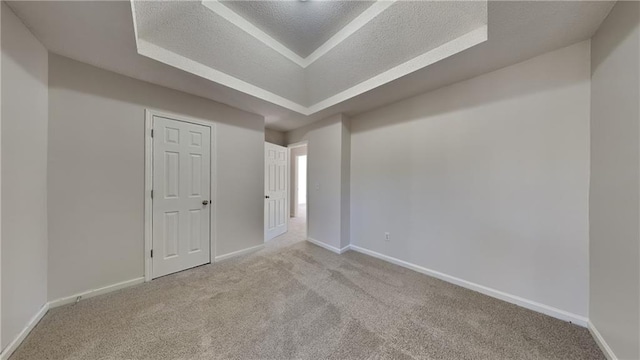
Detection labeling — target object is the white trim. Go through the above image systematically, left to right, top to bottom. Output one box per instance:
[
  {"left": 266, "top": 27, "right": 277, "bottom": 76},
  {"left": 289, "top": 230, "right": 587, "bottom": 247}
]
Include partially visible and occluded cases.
[
  {"left": 129, "top": 0, "right": 139, "bottom": 49},
  {"left": 201, "top": 0, "right": 397, "bottom": 69},
  {"left": 201, "top": 0, "right": 306, "bottom": 67},
  {"left": 131, "top": 1, "right": 486, "bottom": 117},
  {"left": 304, "top": 1, "right": 397, "bottom": 66},
  {"left": 0, "top": 3, "right": 3, "bottom": 347},
  {"left": 306, "top": 26, "right": 488, "bottom": 114},
  {"left": 134, "top": 27, "right": 486, "bottom": 117},
  {"left": 136, "top": 40, "right": 309, "bottom": 115},
  {"left": 144, "top": 109, "right": 217, "bottom": 281},
  {"left": 144, "top": 111, "right": 153, "bottom": 282},
  {"left": 287, "top": 141, "right": 308, "bottom": 149},
  {"left": 288, "top": 141, "right": 309, "bottom": 236},
  {"left": 264, "top": 142, "right": 290, "bottom": 242},
  {"left": 286, "top": 144, "right": 290, "bottom": 238},
  {"left": 293, "top": 154, "right": 300, "bottom": 217},
  {"left": 307, "top": 238, "right": 350, "bottom": 255},
  {"left": 214, "top": 244, "right": 264, "bottom": 262},
  {"left": 348, "top": 244, "right": 589, "bottom": 327},
  {"left": 0, "top": 256, "right": 602, "bottom": 359},
  {"left": 0, "top": 277, "right": 144, "bottom": 359},
  {"left": 49, "top": 278, "right": 145, "bottom": 309},
  {"left": 0, "top": 303, "right": 49, "bottom": 360},
  {"left": 588, "top": 321, "right": 618, "bottom": 360}
]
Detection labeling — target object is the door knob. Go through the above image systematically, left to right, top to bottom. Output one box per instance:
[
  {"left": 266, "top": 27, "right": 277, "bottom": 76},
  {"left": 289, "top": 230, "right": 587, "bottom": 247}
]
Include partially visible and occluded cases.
[
  {"left": 265, "top": 195, "right": 270, "bottom": 199},
  {"left": 202, "top": 200, "right": 209, "bottom": 205}
]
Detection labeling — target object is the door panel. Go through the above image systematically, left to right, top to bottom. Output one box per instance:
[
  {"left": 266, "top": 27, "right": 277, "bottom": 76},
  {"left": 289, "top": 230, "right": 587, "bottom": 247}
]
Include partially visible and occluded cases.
[
  {"left": 153, "top": 116, "right": 211, "bottom": 278},
  {"left": 265, "top": 143, "right": 288, "bottom": 241},
  {"left": 188, "top": 209, "right": 202, "bottom": 252},
  {"left": 164, "top": 211, "right": 179, "bottom": 258}
]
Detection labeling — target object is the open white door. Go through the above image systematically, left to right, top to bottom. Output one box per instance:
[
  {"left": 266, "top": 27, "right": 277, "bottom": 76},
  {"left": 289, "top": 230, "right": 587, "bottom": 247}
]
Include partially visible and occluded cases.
[
  {"left": 152, "top": 115, "right": 211, "bottom": 278},
  {"left": 265, "top": 142, "right": 288, "bottom": 241}
]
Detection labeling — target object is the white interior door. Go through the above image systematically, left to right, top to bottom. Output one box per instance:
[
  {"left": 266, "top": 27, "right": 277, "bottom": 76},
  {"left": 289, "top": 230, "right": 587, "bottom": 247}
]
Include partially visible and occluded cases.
[
  {"left": 152, "top": 115, "right": 211, "bottom": 278},
  {"left": 265, "top": 143, "right": 288, "bottom": 241}
]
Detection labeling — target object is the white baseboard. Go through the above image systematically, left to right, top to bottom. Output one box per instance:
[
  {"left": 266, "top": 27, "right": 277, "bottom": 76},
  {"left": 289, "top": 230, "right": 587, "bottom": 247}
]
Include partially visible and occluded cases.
[
  {"left": 307, "top": 237, "right": 350, "bottom": 254},
  {"left": 0, "top": 244, "right": 598, "bottom": 360},
  {"left": 215, "top": 244, "right": 264, "bottom": 262},
  {"left": 348, "top": 244, "right": 588, "bottom": 327},
  {"left": 2, "top": 277, "right": 144, "bottom": 358},
  {"left": 49, "top": 277, "right": 145, "bottom": 309},
  {"left": 0, "top": 303, "right": 49, "bottom": 360},
  {"left": 588, "top": 321, "right": 618, "bottom": 360}
]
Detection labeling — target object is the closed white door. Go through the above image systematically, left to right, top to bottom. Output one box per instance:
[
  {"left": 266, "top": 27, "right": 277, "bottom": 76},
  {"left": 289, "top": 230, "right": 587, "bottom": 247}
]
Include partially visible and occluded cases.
[
  {"left": 152, "top": 116, "right": 211, "bottom": 278},
  {"left": 265, "top": 143, "right": 288, "bottom": 241}
]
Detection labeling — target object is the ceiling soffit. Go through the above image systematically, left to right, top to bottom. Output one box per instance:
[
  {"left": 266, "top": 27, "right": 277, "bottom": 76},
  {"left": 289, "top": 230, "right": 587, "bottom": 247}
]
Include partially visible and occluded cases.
[
  {"left": 131, "top": 0, "right": 488, "bottom": 116},
  {"left": 202, "top": 0, "right": 394, "bottom": 68},
  {"left": 217, "top": 0, "right": 376, "bottom": 59}
]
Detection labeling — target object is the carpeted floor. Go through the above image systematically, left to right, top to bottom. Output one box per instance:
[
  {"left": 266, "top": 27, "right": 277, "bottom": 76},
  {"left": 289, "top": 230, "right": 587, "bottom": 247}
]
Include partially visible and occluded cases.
[{"left": 11, "top": 215, "right": 603, "bottom": 360}]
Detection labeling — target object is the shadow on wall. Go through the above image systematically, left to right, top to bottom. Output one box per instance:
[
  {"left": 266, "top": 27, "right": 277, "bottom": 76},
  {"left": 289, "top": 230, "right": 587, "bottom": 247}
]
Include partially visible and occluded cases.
[
  {"left": 591, "top": 2, "right": 639, "bottom": 74},
  {"left": 2, "top": 27, "right": 46, "bottom": 88},
  {"left": 348, "top": 41, "right": 591, "bottom": 318},
  {"left": 351, "top": 44, "right": 590, "bottom": 135},
  {"left": 46, "top": 53, "right": 265, "bottom": 302},
  {"left": 48, "top": 55, "right": 262, "bottom": 132},
  {"left": 286, "top": 114, "right": 343, "bottom": 143}
]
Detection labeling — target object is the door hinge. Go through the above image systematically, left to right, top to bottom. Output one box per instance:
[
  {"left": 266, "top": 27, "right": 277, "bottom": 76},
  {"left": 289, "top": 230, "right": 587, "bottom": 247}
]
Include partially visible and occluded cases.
[
  {"left": 151, "top": 129, "right": 154, "bottom": 137},
  {"left": 151, "top": 190, "right": 153, "bottom": 199},
  {"left": 151, "top": 249, "right": 153, "bottom": 258}
]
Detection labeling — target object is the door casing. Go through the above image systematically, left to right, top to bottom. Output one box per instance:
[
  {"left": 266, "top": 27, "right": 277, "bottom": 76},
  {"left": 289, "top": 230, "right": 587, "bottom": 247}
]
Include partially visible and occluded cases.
[
  {"left": 144, "top": 109, "right": 217, "bottom": 282},
  {"left": 288, "top": 141, "right": 309, "bottom": 237},
  {"left": 264, "top": 142, "right": 289, "bottom": 241}
]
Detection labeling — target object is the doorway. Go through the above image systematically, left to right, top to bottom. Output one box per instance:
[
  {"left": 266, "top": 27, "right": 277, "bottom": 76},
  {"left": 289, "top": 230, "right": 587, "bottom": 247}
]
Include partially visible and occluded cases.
[
  {"left": 144, "top": 110, "right": 215, "bottom": 280},
  {"left": 265, "top": 142, "right": 289, "bottom": 241},
  {"left": 289, "top": 142, "right": 308, "bottom": 238},
  {"left": 295, "top": 155, "right": 307, "bottom": 218}
]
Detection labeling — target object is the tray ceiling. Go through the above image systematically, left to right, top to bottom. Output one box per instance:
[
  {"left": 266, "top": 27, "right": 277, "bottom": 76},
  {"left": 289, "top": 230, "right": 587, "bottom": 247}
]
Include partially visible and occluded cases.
[
  {"left": 133, "top": 0, "right": 488, "bottom": 114},
  {"left": 219, "top": 0, "right": 375, "bottom": 58},
  {"left": 6, "top": 1, "right": 615, "bottom": 131}
]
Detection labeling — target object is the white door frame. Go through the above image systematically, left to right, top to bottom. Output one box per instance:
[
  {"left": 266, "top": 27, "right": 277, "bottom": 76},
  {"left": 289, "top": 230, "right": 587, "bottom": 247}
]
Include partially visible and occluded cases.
[
  {"left": 144, "top": 109, "right": 217, "bottom": 282},
  {"left": 288, "top": 141, "right": 308, "bottom": 237},
  {"left": 264, "top": 142, "right": 289, "bottom": 241},
  {"left": 294, "top": 155, "right": 301, "bottom": 216}
]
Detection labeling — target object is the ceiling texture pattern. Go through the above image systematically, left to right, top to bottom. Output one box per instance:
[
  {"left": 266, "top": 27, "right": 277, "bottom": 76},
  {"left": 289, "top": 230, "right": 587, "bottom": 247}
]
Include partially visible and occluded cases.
[
  {"left": 133, "top": 0, "right": 489, "bottom": 113},
  {"left": 219, "top": 0, "right": 376, "bottom": 58},
  {"left": 7, "top": 1, "right": 615, "bottom": 130}
]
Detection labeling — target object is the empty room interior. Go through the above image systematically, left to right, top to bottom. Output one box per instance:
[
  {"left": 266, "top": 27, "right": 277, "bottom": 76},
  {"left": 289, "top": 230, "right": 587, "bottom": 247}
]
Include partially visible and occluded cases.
[{"left": 1, "top": 0, "right": 639, "bottom": 359}]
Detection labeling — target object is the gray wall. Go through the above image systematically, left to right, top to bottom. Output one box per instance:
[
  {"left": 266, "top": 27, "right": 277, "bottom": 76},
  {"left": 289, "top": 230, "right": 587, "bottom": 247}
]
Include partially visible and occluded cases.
[
  {"left": 1, "top": 2, "right": 49, "bottom": 350},
  {"left": 590, "top": 2, "right": 640, "bottom": 359},
  {"left": 350, "top": 41, "right": 591, "bottom": 319},
  {"left": 48, "top": 54, "right": 265, "bottom": 301},
  {"left": 287, "top": 114, "right": 350, "bottom": 250},
  {"left": 265, "top": 128, "right": 285, "bottom": 146}
]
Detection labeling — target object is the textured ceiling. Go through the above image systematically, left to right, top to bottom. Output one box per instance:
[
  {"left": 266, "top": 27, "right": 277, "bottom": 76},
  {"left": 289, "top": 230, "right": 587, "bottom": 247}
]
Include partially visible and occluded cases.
[
  {"left": 133, "top": 0, "right": 488, "bottom": 111},
  {"left": 219, "top": 0, "right": 375, "bottom": 58},
  {"left": 6, "top": 1, "right": 615, "bottom": 131},
  {"left": 135, "top": 1, "right": 308, "bottom": 106},
  {"left": 305, "top": 1, "right": 487, "bottom": 104}
]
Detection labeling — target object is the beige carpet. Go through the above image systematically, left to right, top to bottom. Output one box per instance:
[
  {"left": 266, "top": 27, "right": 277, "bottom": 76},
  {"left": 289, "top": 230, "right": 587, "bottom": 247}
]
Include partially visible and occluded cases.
[{"left": 11, "top": 216, "right": 603, "bottom": 360}]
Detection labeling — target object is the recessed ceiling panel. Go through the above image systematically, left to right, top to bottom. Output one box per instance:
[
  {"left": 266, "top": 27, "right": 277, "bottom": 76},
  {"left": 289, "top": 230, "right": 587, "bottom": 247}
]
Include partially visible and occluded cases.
[
  {"left": 8, "top": 0, "right": 615, "bottom": 131},
  {"left": 13, "top": 0, "right": 613, "bottom": 130},
  {"left": 133, "top": 0, "right": 488, "bottom": 114},
  {"left": 220, "top": 0, "right": 375, "bottom": 58},
  {"left": 134, "top": 1, "right": 308, "bottom": 106},
  {"left": 306, "top": 1, "right": 488, "bottom": 104}
]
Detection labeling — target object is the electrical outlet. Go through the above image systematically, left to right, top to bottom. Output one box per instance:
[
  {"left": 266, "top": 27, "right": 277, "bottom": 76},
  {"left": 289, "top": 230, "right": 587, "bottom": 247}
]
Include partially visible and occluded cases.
[{"left": 385, "top": 232, "right": 390, "bottom": 242}]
